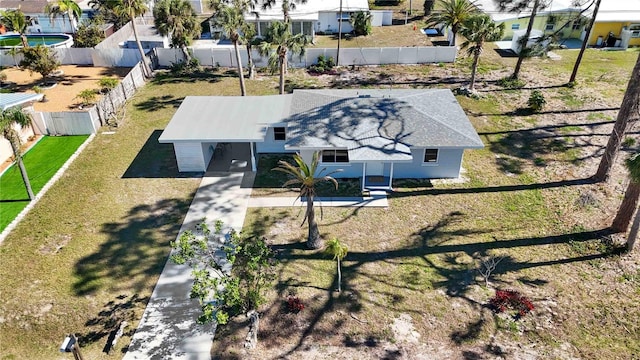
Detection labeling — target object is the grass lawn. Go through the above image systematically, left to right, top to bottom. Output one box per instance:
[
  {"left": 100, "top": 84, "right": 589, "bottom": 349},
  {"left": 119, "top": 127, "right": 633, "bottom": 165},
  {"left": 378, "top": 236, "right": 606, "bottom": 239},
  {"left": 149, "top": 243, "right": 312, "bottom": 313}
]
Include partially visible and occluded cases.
[
  {"left": 0, "top": 34, "right": 638, "bottom": 359},
  {"left": 0, "top": 135, "right": 89, "bottom": 232}
]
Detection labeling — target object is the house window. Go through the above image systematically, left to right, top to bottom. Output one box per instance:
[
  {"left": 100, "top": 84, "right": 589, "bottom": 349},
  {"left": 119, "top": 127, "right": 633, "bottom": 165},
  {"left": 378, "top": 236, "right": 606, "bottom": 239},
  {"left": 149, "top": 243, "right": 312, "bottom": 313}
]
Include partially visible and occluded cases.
[
  {"left": 337, "top": 12, "right": 352, "bottom": 21},
  {"left": 545, "top": 16, "right": 556, "bottom": 31},
  {"left": 571, "top": 20, "right": 581, "bottom": 30},
  {"left": 291, "top": 21, "right": 302, "bottom": 35},
  {"left": 545, "top": 23, "right": 555, "bottom": 31},
  {"left": 511, "top": 24, "right": 520, "bottom": 30},
  {"left": 630, "top": 24, "right": 640, "bottom": 38},
  {"left": 273, "top": 127, "right": 286, "bottom": 141},
  {"left": 321, "top": 149, "right": 349, "bottom": 163},
  {"left": 423, "top": 149, "right": 439, "bottom": 163}
]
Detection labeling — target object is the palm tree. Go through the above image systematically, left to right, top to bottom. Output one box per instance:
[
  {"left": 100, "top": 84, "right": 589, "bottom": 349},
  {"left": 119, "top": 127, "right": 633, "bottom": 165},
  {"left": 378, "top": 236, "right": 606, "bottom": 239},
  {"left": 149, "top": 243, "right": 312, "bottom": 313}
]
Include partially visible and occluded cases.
[
  {"left": 45, "top": 0, "right": 82, "bottom": 33},
  {"left": 114, "top": 0, "right": 153, "bottom": 77},
  {"left": 153, "top": 0, "right": 200, "bottom": 62},
  {"left": 261, "top": 0, "right": 307, "bottom": 23},
  {"left": 425, "top": 0, "right": 478, "bottom": 47},
  {"left": 496, "top": 0, "right": 547, "bottom": 80},
  {"left": 216, "top": 3, "right": 248, "bottom": 95},
  {"left": 0, "top": 9, "right": 29, "bottom": 47},
  {"left": 459, "top": 14, "right": 504, "bottom": 91},
  {"left": 242, "top": 20, "right": 258, "bottom": 80},
  {"left": 258, "top": 21, "right": 308, "bottom": 94},
  {"left": 594, "top": 51, "right": 640, "bottom": 182},
  {"left": 0, "top": 108, "right": 35, "bottom": 200},
  {"left": 273, "top": 152, "right": 340, "bottom": 249},
  {"left": 619, "top": 154, "right": 640, "bottom": 252},
  {"left": 325, "top": 238, "right": 348, "bottom": 292}
]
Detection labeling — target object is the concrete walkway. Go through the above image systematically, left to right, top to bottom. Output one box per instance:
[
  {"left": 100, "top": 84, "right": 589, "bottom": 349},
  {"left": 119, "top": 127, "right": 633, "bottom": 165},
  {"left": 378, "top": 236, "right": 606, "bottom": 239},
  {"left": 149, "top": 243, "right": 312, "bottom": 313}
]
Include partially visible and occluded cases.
[
  {"left": 123, "top": 172, "right": 388, "bottom": 359},
  {"left": 123, "top": 172, "right": 252, "bottom": 360}
]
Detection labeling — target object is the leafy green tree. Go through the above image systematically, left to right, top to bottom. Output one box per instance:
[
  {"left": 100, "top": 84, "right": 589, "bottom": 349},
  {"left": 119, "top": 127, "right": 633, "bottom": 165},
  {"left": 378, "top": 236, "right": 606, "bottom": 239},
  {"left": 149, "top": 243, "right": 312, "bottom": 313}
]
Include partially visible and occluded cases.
[
  {"left": 45, "top": 0, "right": 82, "bottom": 33},
  {"left": 88, "top": 0, "right": 130, "bottom": 29},
  {"left": 114, "top": 0, "right": 153, "bottom": 77},
  {"left": 153, "top": 0, "right": 200, "bottom": 62},
  {"left": 261, "top": 0, "right": 307, "bottom": 23},
  {"left": 425, "top": 0, "right": 479, "bottom": 47},
  {"left": 495, "top": 0, "right": 548, "bottom": 79},
  {"left": 215, "top": 3, "right": 248, "bottom": 95},
  {"left": 0, "top": 9, "right": 29, "bottom": 47},
  {"left": 350, "top": 11, "right": 372, "bottom": 36},
  {"left": 459, "top": 13, "right": 504, "bottom": 90},
  {"left": 258, "top": 21, "right": 308, "bottom": 94},
  {"left": 73, "top": 22, "right": 106, "bottom": 48},
  {"left": 19, "top": 45, "right": 60, "bottom": 84},
  {"left": 594, "top": 51, "right": 640, "bottom": 182},
  {"left": 0, "top": 108, "right": 35, "bottom": 200},
  {"left": 273, "top": 152, "right": 340, "bottom": 249},
  {"left": 612, "top": 153, "right": 640, "bottom": 237},
  {"left": 171, "top": 220, "right": 277, "bottom": 326},
  {"left": 325, "top": 238, "right": 348, "bottom": 292}
]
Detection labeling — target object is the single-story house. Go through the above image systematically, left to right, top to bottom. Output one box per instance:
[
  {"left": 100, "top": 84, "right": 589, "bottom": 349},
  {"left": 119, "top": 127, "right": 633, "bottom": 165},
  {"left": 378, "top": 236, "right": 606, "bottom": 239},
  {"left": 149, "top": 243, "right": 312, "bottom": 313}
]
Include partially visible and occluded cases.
[
  {"left": 205, "top": 0, "right": 383, "bottom": 40},
  {"left": 476, "top": 0, "right": 587, "bottom": 41},
  {"left": 477, "top": 0, "right": 640, "bottom": 48},
  {"left": 586, "top": 0, "right": 640, "bottom": 48},
  {"left": 158, "top": 89, "right": 484, "bottom": 190},
  {"left": 0, "top": 93, "right": 43, "bottom": 165}
]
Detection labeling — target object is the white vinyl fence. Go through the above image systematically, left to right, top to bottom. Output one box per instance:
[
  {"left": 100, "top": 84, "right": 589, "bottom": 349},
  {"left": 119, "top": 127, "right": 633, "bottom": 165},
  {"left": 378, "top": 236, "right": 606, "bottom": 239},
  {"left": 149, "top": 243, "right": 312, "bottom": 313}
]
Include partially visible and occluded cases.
[{"left": 155, "top": 46, "right": 457, "bottom": 68}]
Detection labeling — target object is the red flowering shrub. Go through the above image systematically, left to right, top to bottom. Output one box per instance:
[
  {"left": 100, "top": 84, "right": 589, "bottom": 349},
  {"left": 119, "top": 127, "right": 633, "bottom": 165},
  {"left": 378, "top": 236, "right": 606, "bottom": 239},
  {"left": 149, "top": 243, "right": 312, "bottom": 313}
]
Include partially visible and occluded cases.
[
  {"left": 489, "top": 289, "right": 534, "bottom": 318},
  {"left": 286, "top": 296, "right": 305, "bottom": 313}
]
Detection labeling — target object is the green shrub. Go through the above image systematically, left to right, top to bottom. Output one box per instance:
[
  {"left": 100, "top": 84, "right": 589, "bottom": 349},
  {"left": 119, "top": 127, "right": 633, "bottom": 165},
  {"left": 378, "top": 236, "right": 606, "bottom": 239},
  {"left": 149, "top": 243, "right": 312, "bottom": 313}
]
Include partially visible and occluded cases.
[
  {"left": 351, "top": 11, "right": 373, "bottom": 36},
  {"left": 308, "top": 55, "right": 336, "bottom": 74},
  {"left": 497, "top": 76, "right": 525, "bottom": 89},
  {"left": 98, "top": 77, "right": 119, "bottom": 93},
  {"left": 75, "top": 89, "right": 98, "bottom": 106},
  {"left": 527, "top": 90, "right": 546, "bottom": 112}
]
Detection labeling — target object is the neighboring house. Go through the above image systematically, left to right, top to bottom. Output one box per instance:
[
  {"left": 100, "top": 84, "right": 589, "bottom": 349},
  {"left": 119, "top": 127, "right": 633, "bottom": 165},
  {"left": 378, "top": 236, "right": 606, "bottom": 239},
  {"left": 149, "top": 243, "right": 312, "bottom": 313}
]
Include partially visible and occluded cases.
[
  {"left": 0, "top": 0, "right": 92, "bottom": 34},
  {"left": 207, "top": 0, "right": 380, "bottom": 40},
  {"left": 476, "top": 0, "right": 586, "bottom": 41},
  {"left": 586, "top": 0, "right": 640, "bottom": 48},
  {"left": 158, "top": 89, "right": 484, "bottom": 190},
  {"left": 0, "top": 93, "right": 43, "bottom": 166}
]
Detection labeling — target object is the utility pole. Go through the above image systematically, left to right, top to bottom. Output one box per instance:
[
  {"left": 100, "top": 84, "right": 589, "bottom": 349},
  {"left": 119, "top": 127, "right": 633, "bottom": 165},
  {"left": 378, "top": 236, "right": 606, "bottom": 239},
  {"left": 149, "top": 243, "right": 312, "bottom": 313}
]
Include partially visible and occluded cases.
[{"left": 337, "top": 0, "right": 343, "bottom": 66}]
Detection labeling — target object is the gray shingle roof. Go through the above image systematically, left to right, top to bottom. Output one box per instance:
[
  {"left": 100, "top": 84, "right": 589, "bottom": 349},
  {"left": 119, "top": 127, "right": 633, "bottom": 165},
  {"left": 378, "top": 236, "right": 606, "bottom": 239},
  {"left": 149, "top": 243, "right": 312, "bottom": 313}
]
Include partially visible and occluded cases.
[{"left": 285, "top": 89, "right": 483, "bottom": 161}]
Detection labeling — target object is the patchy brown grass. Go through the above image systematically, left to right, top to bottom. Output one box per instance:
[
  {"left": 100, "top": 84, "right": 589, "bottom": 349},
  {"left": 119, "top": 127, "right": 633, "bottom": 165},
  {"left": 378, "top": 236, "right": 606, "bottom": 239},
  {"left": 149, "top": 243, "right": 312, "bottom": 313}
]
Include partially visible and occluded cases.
[{"left": 214, "top": 49, "right": 640, "bottom": 359}]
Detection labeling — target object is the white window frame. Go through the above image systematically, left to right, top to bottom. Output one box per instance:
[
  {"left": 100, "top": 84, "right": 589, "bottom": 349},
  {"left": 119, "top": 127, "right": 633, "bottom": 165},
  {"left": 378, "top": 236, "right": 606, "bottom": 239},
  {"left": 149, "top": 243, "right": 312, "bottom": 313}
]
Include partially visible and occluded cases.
[
  {"left": 511, "top": 23, "right": 520, "bottom": 30},
  {"left": 545, "top": 23, "right": 555, "bottom": 31},
  {"left": 630, "top": 24, "right": 640, "bottom": 38},
  {"left": 273, "top": 127, "right": 286, "bottom": 141},
  {"left": 321, "top": 149, "right": 349, "bottom": 163},
  {"left": 423, "top": 149, "right": 439, "bottom": 164}
]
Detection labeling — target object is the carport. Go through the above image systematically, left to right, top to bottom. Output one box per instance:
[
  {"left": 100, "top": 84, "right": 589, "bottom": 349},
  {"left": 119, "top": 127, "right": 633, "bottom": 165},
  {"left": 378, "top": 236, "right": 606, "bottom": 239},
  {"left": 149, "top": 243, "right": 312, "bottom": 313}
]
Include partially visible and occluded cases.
[{"left": 158, "top": 95, "right": 291, "bottom": 173}]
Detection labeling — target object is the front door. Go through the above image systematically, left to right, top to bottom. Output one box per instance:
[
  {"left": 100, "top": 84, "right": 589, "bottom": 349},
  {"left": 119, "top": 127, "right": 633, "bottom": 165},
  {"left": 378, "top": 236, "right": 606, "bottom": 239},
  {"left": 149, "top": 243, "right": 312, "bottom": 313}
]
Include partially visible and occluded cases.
[{"left": 367, "top": 162, "right": 384, "bottom": 176}]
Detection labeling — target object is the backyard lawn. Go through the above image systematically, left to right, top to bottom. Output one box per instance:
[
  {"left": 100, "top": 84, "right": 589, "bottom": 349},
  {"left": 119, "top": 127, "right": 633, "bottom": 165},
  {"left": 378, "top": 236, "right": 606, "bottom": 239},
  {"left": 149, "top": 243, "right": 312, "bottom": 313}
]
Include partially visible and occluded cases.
[
  {"left": 0, "top": 43, "right": 638, "bottom": 360},
  {"left": 0, "top": 135, "right": 89, "bottom": 232}
]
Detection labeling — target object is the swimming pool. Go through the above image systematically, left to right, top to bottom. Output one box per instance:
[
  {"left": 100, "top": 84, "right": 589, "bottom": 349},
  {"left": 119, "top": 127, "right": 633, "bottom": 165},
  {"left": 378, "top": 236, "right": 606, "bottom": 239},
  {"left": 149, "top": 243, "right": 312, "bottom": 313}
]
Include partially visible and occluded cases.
[{"left": 0, "top": 33, "right": 74, "bottom": 49}]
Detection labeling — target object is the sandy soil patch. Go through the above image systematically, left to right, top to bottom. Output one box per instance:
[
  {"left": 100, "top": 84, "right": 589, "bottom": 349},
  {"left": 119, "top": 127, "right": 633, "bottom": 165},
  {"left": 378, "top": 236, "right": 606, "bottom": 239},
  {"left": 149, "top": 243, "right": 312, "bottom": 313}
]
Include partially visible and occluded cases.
[{"left": 2, "top": 65, "right": 131, "bottom": 112}]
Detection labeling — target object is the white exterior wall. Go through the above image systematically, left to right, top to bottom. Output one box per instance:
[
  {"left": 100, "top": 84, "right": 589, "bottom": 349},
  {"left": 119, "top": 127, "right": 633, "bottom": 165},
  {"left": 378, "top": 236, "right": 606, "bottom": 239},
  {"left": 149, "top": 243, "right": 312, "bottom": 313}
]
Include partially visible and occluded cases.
[
  {"left": 317, "top": 12, "right": 354, "bottom": 34},
  {"left": 255, "top": 127, "right": 290, "bottom": 153},
  {"left": 174, "top": 142, "right": 206, "bottom": 172},
  {"left": 394, "top": 148, "right": 464, "bottom": 178}
]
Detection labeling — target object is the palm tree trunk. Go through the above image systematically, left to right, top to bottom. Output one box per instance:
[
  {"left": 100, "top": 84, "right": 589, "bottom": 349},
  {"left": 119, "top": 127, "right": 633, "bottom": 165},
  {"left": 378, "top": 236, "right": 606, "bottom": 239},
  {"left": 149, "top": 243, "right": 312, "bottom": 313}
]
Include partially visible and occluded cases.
[
  {"left": 512, "top": 0, "right": 539, "bottom": 80},
  {"left": 569, "top": 0, "right": 601, "bottom": 84},
  {"left": 131, "top": 18, "right": 152, "bottom": 78},
  {"left": 233, "top": 40, "right": 247, "bottom": 96},
  {"left": 246, "top": 43, "right": 255, "bottom": 80},
  {"left": 182, "top": 45, "right": 191, "bottom": 62},
  {"left": 469, "top": 51, "right": 480, "bottom": 90},
  {"left": 594, "top": 52, "right": 640, "bottom": 182},
  {"left": 279, "top": 55, "right": 286, "bottom": 95},
  {"left": 8, "top": 140, "right": 34, "bottom": 200},
  {"left": 612, "top": 182, "right": 640, "bottom": 232},
  {"left": 306, "top": 197, "right": 322, "bottom": 249},
  {"left": 627, "top": 205, "right": 640, "bottom": 252},
  {"left": 337, "top": 258, "right": 342, "bottom": 292}
]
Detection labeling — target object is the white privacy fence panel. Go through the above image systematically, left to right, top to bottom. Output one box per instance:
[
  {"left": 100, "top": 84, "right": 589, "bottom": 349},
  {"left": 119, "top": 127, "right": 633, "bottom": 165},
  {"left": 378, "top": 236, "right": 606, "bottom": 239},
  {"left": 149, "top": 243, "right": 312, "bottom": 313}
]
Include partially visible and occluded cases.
[
  {"left": 156, "top": 46, "right": 457, "bottom": 68},
  {"left": 53, "top": 48, "right": 93, "bottom": 65},
  {"left": 92, "top": 48, "right": 143, "bottom": 67},
  {"left": 36, "top": 111, "right": 99, "bottom": 135}
]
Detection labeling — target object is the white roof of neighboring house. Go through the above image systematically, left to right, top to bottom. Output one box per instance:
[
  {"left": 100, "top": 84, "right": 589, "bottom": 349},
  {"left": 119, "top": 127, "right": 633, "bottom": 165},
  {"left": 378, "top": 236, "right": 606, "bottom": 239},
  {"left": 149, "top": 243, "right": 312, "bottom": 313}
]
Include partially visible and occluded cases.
[
  {"left": 246, "top": 0, "right": 369, "bottom": 21},
  {"left": 477, "top": 0, "right": 640, "bottom": 23},
  {"left": 594, "top": 0, "right": 640, "bottom": 22},
  {"left": 0, "top": 93, "right": 44, "bottom": 110}
]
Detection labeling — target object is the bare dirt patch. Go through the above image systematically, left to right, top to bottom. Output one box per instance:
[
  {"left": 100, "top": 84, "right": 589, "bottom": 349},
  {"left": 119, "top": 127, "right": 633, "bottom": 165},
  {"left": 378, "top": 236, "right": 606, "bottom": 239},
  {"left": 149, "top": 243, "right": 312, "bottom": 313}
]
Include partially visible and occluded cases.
[{"left": 2, "top": 65, "right": 131, "bottom": 112}]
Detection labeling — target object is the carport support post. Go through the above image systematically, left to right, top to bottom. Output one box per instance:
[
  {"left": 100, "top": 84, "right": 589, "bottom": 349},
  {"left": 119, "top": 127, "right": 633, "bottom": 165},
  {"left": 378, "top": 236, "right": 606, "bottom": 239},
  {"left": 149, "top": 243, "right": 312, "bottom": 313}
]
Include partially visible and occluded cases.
[
  {"left": 250, "top": 142, "right": 257, "bottom": 171},
  {"left": 362, "top": 162, "right": 366, "bottom": 192},
  {"left": 389, "top": 162, "right": 394, "bottom": 189}
]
